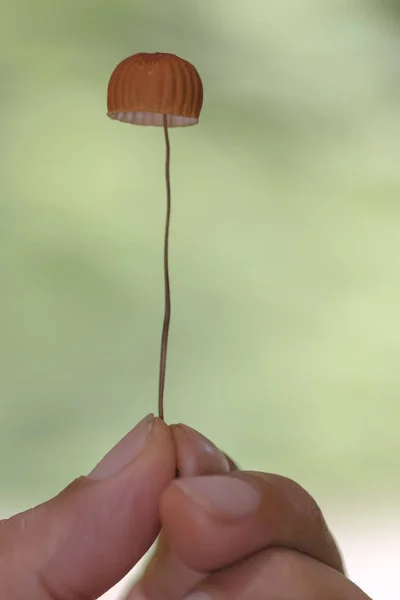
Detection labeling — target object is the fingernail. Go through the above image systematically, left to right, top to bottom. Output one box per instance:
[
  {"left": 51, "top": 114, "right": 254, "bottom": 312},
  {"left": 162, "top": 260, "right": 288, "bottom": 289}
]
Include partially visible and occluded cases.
[
  {"left": 89, "top": 414, "right": 155, "bottom": 480},
  {"left": 173, "top": 424, "right": 230, "bottom": 476},
  {"left": 175, "top": 475, "right": 260, "bottom": 519}
]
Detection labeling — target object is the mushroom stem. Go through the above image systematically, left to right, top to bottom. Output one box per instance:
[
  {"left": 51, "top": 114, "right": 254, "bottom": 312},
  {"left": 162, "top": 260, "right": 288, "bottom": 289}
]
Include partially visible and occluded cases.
[{"left": 158, "top": 114, "right": 172, "bottom": 420}]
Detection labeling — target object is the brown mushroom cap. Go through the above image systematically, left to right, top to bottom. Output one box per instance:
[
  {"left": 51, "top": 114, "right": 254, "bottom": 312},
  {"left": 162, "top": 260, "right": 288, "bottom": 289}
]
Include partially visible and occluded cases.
[{"left": 107, "top": 52, "right": 203, "bottom": 127}]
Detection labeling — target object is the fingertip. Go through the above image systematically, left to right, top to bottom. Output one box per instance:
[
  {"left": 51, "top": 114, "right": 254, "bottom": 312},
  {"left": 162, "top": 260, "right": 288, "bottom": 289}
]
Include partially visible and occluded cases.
[
  {"left": 130, "top": 416, "right": 176, "bottom": 483},
  {"left": 37, "top": 418, "right": 176, "bottom": 598},
  {"left": 170, "top": 423, "right": 230, "bottom": 477},
  {"left": 161, "top": 471, "right": 344, "bottom": 575},
  {"left": 160, "top": 473, "right": 264, "bottom": 572}
]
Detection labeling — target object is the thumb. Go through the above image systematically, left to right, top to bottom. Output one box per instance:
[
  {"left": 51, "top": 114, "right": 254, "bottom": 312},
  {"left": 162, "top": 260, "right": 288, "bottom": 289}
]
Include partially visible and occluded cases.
[{"left": 0, "top": 415, "right": 175, "bottom": 599}]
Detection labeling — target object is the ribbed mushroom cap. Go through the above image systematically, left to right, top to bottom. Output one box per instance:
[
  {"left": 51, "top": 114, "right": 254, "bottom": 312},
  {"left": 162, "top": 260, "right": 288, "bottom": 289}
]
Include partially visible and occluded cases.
[{"left": 107, "top": 52, "right": 203, "bottom": 127}]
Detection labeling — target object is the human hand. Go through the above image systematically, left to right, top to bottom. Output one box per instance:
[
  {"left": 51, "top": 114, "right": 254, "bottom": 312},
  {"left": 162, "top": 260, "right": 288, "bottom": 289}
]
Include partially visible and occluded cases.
[
  {"left": 0, "top": 415, "right": 175, "bottom": 599},
  {"left": 0, "top": 415, "right": 372, "bottom": 599},
  {"left": 128, "top": 424, "right": 372, "bottom": 600}
]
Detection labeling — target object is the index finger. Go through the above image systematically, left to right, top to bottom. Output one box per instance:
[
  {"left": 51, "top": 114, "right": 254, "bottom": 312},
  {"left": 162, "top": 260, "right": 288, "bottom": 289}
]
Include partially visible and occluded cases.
[{"left": 160, "top": 471, "right": 344, "bottom": 575}]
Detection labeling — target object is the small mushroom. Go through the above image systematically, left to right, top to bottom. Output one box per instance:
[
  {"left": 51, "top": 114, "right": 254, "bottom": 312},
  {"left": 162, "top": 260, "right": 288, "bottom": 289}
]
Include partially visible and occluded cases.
[{"left": 107, "top": 52, "right": 203, "bottom": 421}]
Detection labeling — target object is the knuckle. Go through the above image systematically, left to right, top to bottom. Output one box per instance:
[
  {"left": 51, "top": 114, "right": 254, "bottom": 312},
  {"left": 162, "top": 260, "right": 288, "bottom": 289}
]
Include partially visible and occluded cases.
[
  {"left": 259, "top": 473, "right": 343, "bottom": 571},
  {"left": 263, "top": 473, "right": 325, "bottom": 523}
]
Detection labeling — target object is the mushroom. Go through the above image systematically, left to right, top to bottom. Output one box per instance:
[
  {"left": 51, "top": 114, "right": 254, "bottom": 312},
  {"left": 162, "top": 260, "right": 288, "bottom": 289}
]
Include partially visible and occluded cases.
[{"left": 107, "top": 52, "right": 204, "bottom": 420}]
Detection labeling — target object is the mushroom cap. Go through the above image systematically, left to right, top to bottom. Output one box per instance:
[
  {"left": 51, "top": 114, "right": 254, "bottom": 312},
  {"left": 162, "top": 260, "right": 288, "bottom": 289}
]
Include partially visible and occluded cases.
[{"left": 107, "top": 52, "right": 203, "bottom": 127}]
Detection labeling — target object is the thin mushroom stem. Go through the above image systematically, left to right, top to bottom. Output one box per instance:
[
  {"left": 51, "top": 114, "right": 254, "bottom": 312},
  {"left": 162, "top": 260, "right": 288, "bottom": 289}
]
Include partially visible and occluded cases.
[{"left": 158, "top": 114, "right": 171, "bottom": 420}]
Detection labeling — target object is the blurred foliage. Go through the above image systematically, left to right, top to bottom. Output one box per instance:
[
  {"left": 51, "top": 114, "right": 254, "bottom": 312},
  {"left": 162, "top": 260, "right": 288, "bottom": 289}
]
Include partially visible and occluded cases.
[
  {"left": 1, "top": 0, "right": 400, "bottom": 507},
  {"left": 377, "top": 0, "right": 400, "bottom": 21}
]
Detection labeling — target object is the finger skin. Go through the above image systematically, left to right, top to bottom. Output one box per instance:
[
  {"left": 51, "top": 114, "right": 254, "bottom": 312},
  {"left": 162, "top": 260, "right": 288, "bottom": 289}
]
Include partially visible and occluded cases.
[
  {"left": 0, "top": 418, "right": 175, "bottom": 600},
  {"left": 128, "top": 424, "right": 230, "bottom": 600},
  {"left": 171, "top": 424, "right": 230, "bottom": 477},
  {"left": 224, "top": 454, "right": 239, "bottom": 472},
  {"left": 161, "top": 471, "right": 344, "bottom": 575},
  {"left": 184, "top": 548, "right": 372, "bottom": 600}
]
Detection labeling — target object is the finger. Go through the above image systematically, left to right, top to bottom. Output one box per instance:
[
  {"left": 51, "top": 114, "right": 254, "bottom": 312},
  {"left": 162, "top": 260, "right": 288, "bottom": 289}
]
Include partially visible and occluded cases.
[
  {"left": 0, "top": 415, "right": 175, "bottom": 600},
  {"left": 172, "top": 422, "right": 238, "bottom": 475},
  {"left": 127, "top": 423, "right": 231, "bottom": 600},
  {"left": 171, "top": 424, "right": 237, "bottom": 476},
  {"left": 172, "top": 424, "right": 231, "bottom": 477},
  {"left": 223, "top": 453, "right": 239, "bottom": 472},
  {"left": 161, "top": 471, "right": 344, "bottom": 575},
  {"left": 181, "top": 548, "right": 372, "bottom": 600}
]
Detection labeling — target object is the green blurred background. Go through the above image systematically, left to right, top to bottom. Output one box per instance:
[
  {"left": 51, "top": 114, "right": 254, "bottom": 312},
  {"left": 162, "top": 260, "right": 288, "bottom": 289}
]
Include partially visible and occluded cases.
[{"left": 1, "top": 0, "right": 399, "bottom": 523}]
